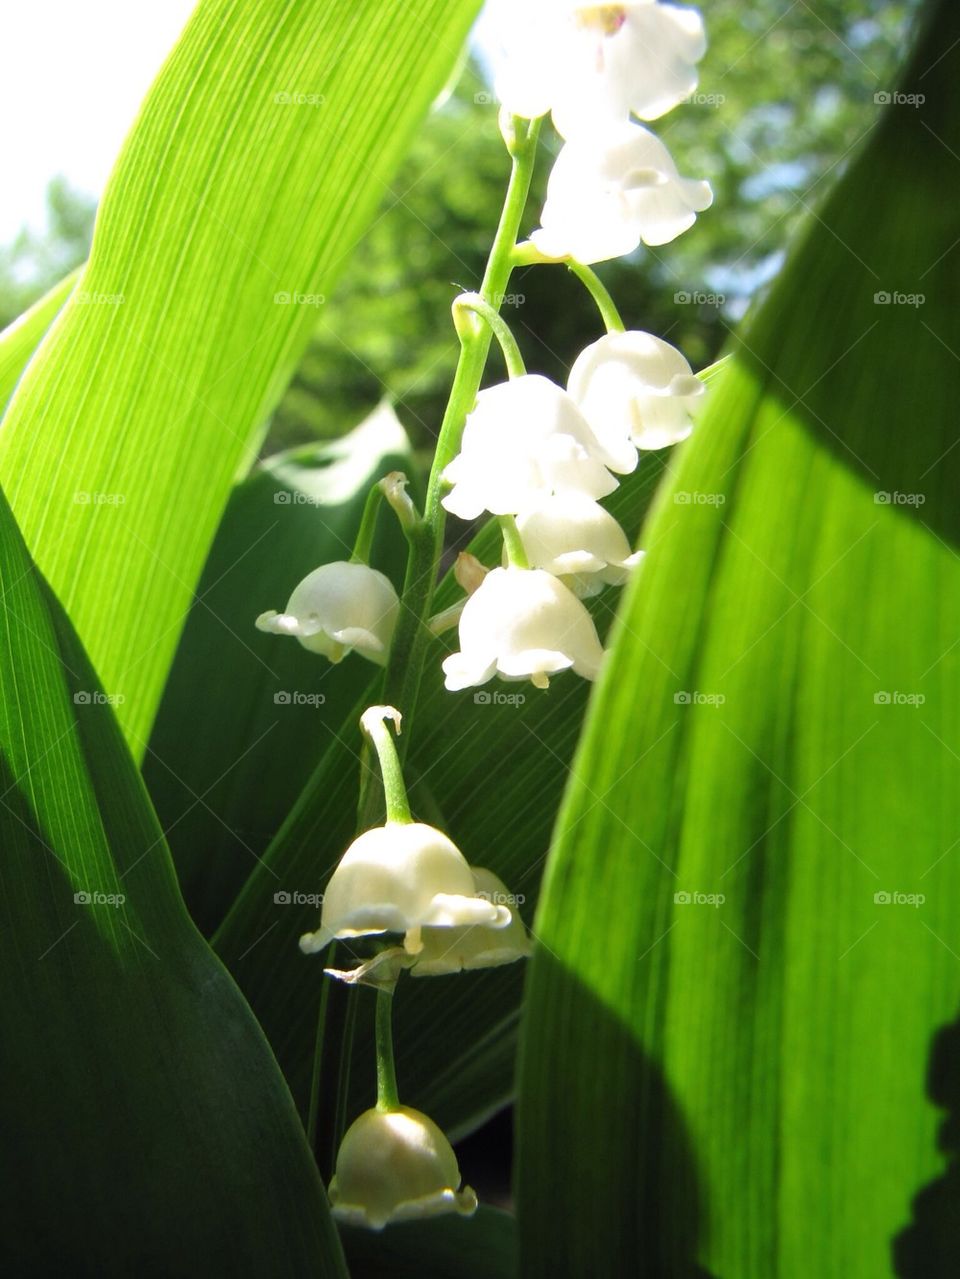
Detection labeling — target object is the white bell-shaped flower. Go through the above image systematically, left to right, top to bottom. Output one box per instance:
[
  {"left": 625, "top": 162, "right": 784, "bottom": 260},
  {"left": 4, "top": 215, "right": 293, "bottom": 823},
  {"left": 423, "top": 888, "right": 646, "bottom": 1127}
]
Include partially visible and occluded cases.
[
  {"left": 490, "top": 1, "right": 706, "bottom": 137},
  {"left": 532, "top": 122, "right": 713, "bottom": 264},
  {"left": 568, "top": 330, "right": 705, "bottom": 451},
  {"left": 441, "top": 375, "right": 619, "bottom": 520},
  {"left": 515, "top": 494, "right": 644, "bottom": 597},
  {"left": 255, "top": 561, "right": 398, "bottom": 666},
  {"left": 442, "top": 566, "right": 605, "bottom": 691},
  {"left": 299, "top": 822, "right": 511, "bottom": 955},
  {"left": 411, "top": 868, "right": 532, "bottom": 976},
  {"left": 330, "top": 1106, "right": 477, "bottom": 1230}
]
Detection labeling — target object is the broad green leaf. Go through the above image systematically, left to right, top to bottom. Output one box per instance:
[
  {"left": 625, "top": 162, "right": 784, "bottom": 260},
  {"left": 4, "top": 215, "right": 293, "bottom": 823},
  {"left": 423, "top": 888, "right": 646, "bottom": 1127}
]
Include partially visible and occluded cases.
[
  {"left": 0, "top": 0, "right": 481, "bottom": 754},
  {"left": 517, "top": 5, "right": 959, "bottom": 1276},
  {"left": 0, "top": 269, "right": 78, "bottom": 414},
  {"left": 143, "top": 404, "right": 411, "bottom": 934},
  {"left": 0, "top": 495, "right": 345, "bottom": 1271},
  {"left": 341, "top": 1206, "right": 516, "bottom": 1278}
]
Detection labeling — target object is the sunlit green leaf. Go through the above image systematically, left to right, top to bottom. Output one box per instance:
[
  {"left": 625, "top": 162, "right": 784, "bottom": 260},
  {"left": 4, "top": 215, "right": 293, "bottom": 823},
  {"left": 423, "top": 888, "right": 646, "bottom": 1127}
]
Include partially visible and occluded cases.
[
  {"left": 0, "top": 0, "right": 481, "bottom": 753},
  {"left": 517, "top": 6, "right": 959, "bottom": 1275}
]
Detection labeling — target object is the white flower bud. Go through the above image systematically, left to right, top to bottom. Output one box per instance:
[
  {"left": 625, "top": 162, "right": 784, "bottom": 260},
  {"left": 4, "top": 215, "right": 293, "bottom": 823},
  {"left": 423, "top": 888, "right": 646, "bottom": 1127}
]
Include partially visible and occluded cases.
[
  {"left": 490, "top": 1, "right": 706, "bottom": 136},
  {"left": 532, "top": 122, "right": 712, "bottom": 264},
  {"left": 568, "top": 330, "right": 705, "bottom": 451},
  {"left": 441, "top": 375, "right": 617, "bottom": 520},
  {"left": 515, "top": 493, "right": 644, "bottom": 597},
  {"left": 255, "top": 561, "right": 398, "bottom": 666},
  {"left": 442, "top": 566, "right": 605, "bottom": 691},
  {"left": 299, "top": 822, "right": 511, "bottom": 955},
  {"left": 411, "top": 868, "right": 532, "bottom": 976},
  {"left": 330, "top": 1106, "right": 477, "bottom": 1230}
]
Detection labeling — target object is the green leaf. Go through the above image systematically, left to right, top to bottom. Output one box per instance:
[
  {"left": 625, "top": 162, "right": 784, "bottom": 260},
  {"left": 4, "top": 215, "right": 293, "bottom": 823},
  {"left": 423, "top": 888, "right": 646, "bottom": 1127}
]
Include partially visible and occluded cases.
[
  {"left": 0, "top": 0, "right": 481, "bottom": 754},
  {"left": 517, "top": 5, "right": 960, "bottom": 1276},
  {"left": 0, "top": 269, "right": 78, "bottom": 414},
  {"left": 143, "top": 404, "right": 411, "bottom": 934},
  {"left": 0, "top": 494, "right": 346, "bottom": 1271},
  {"left": 340, "top": 1206, "right": 516, "bottom": 1278}
]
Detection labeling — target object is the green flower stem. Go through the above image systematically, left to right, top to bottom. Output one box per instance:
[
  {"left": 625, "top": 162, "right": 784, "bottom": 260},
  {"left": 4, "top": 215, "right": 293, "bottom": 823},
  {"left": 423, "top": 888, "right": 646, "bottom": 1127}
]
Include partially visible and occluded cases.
[
  {"left": 369, "top": 117, "right": 541, "bottom": 782},
  {"left": 511, "top": 242, "right": 625, "bottom": 333},
  {"left": 566, "top": 261, "right": 626, "bottom": 333},
  {"left": 454, "top": 292, "right": 526, "bottom": 379},
  {"left": 349, "top": 481, "right": 385, "bottom": 564},
  {"left": 499, "top": 514, "right": 530, "bottom": 568},
  {"left": 361, "top": 708, "right": 412, "bottom": 824},
  {"left": 306, "top": 957, "right": 333, "bottom": 1149},
  {"left": 375, "top": 989, "right": 400, "bottom": 1111}
]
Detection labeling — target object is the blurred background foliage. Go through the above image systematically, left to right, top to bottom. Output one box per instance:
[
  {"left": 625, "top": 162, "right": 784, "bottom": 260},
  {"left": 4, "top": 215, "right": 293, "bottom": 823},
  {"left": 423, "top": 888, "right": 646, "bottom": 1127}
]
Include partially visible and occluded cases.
[{"left": 0, "top": 0, "right": 919, "bottom": 459}]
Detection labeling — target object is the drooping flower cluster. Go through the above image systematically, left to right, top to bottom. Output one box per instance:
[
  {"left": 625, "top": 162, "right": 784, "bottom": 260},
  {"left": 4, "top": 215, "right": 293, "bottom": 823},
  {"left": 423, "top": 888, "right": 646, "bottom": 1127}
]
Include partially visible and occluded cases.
[
  {"left": 489, "top": 0, "right": 712, "bottom": 262},
  {"left": 253, "top": 3, "right": 714, "bottom": 1232},
  {"left": 440, "top": 330, "right": 702, "bottom": 691},
  {"left": 255, "top": 561, "right": 399, "bottom": 665},
  {"left": 299, "top": 707, "right": 530, "bottom": 1230},
  {"left": 329, "top": 1106, "right": 477, "bottom": 1230}
]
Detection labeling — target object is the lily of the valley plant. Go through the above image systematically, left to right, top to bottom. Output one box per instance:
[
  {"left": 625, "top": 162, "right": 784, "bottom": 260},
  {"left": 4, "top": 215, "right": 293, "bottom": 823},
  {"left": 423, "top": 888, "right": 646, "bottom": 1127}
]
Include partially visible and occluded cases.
[{"left": 256, "top": 0, "right": 712, "bottom": 1229}]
